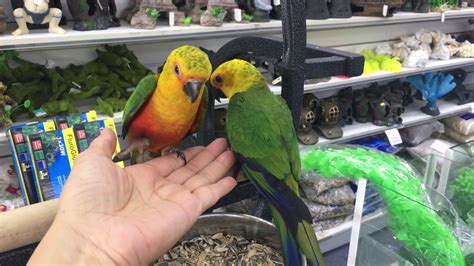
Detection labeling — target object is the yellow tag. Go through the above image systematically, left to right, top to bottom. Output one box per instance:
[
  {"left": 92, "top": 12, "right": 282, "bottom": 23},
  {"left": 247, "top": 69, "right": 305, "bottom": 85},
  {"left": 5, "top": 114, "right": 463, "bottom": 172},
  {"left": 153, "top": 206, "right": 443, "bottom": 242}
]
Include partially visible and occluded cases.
[
  {"left": 86, "top": 110, "right": 98, "bottom": 122},
  {"left": 43, "top": 121, "right": 56, "bottom": 131},
  {"left": 62, "top": 128, "right": 79, "bottom": 167}
]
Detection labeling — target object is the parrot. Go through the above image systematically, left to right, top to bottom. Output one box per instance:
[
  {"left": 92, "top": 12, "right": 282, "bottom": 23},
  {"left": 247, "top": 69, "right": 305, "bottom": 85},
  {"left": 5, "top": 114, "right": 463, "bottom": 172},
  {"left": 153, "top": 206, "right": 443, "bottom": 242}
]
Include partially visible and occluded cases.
[
  {"left": 113, "top": 45, "right": 212, "bottom": 164},
  {"left": 210, "top": 59, "right": 326, "bottom": 266}
]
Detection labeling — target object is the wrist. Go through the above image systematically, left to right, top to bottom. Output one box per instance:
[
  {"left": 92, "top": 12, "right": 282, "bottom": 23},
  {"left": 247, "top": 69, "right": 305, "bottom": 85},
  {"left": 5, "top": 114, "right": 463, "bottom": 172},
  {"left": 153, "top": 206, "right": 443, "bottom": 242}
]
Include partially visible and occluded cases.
[{"left": 28, "top": 217, "right": 115, "bottom": 265}]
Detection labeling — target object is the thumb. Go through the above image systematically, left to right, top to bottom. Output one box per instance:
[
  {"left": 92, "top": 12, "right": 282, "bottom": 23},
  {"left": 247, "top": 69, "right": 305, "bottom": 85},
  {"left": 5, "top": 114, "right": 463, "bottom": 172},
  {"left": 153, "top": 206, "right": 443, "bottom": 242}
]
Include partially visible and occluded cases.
[{"left": 86, "top": 128, "right": 117, "bottom": 158}]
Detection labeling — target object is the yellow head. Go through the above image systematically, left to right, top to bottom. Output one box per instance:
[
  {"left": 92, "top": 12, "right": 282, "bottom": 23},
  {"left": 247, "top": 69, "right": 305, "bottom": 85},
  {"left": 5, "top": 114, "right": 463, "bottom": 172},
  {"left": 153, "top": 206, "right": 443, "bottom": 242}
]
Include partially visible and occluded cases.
[
  {"left": 160, "top": 45, "right": 212, "bottom": 103},
  {"left": 210, "top": 59, "right": 266, "bottom": 99}
]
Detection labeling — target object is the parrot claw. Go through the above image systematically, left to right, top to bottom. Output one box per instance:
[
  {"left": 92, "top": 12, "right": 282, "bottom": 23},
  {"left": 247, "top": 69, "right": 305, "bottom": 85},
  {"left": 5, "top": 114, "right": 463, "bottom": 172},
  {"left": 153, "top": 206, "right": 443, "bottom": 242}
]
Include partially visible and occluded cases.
[{"left": 175, "top": 149, "right": 187, "bottom": 164}]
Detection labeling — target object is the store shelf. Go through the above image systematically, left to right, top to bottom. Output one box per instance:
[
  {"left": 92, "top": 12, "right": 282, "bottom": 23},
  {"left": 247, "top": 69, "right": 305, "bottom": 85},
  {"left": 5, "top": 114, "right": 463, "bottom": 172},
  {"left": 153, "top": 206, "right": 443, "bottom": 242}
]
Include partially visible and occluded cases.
[
  {"left": 1, "top": 8, "right": 474, "bottom": 51},
  {"left": 214, "top": 58, "right": 474, "bottom": 108},
  {"left": 303, "top": 58, "right": 474, "bottom": 94},
  {"left": 318, "top": 100, "right": 473, "bottom": 144},
  {"left": 317, "top": 209, "right": 386, "bottom": 253}
]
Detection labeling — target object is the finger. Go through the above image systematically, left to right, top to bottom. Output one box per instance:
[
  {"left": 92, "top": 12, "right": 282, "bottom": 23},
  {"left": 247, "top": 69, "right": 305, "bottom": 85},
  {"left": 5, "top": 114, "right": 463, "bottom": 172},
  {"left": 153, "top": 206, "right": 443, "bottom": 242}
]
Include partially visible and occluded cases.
[
  {"left": 86, "top": 128, "right": 117, "bottom": 157},
  {"left": 166, "top": 138, "right": 229, "bottom": 184},
  {"left": 141, "top": 146, "right": 204, "bottom": 177},
  {"left": 183, "top": 150, "right": 235, "bottom": 191},
  {"left": 193, "top": 177, "right": 237, "bottom": 212}
]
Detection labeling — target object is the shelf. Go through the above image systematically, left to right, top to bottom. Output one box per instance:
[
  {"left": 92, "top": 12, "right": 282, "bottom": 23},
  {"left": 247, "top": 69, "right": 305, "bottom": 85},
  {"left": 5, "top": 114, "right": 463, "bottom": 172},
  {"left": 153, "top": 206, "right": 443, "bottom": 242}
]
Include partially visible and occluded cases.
[
  {"left": 1, "top": 8, "right": 474, "bottom": 51},
  {"left": 214, "top": 58, "right": 474, "bottom": 108},
  {"left": 215, "top": 58, "right": 474, "bottom": 110},
  {"left": 303, "top": 58, "right": 474, "bottom": 94},
  {"left": 318, "top": 100, "right": 474, "bottom": 145}
]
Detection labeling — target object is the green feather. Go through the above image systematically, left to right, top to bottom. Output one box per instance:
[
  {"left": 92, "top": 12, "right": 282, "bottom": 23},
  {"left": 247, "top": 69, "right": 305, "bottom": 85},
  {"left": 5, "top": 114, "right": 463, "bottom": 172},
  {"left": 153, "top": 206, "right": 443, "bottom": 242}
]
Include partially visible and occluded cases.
[
  {"left": 121, "top": 74, "right": 157, "bottom": 138},
  {"left": 227, "top": 84, "right": 300, "bottom": 182}
]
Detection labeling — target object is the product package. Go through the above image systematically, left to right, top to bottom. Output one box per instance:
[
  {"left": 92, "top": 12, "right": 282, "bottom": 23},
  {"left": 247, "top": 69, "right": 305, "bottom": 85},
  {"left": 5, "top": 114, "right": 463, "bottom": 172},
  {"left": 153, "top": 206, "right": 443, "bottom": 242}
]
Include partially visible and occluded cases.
[
  {"left": 54, "top": 110, "right": 98, "bottom": 130},
  {"left": 7, "top": 111, "right": 99, "bottom": 205},
  {"left": 442, "top": 114, "right": 474, "bottom": 136},
  {"left": 27, "top": 118, "right": 124, "bottom": 202},
  {"left": 7, "top": 121, "right": 56, "bottom": 205}
]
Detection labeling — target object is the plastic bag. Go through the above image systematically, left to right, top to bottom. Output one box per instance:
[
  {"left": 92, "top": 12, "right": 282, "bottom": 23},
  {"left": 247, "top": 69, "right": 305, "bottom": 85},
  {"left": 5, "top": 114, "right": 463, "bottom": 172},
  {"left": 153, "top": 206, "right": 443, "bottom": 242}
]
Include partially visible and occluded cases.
[
  {"left": 442, "top": 115, "right": 474, "bottom": 136},
  {"left": 399, "top": 120, "right": 444, "bottom": 146},
  {"left": 444, "top": 126, "right": 474, "bottom": 143},
  {"left": 301, "top": 145, "right": 465, "bottom": 265},
  {"left": 300, "top": 176, "right": 347, "bottom": 196},
  {"left": 308, "top": 185, "right": 355, "bottom": 206},
  {"left": 303, "top": 198, "right": 354, "bottom": 221},
  {"left": 313, "top": 215, "right": 352, "bottom": 232}
]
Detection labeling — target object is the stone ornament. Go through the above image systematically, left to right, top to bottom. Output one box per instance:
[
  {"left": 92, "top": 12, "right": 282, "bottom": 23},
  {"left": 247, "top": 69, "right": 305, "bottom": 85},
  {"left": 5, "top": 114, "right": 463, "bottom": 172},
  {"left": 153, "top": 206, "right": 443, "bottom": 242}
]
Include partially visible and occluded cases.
[
  {"left": 66, "top": 0, "right": 120, "bottom": 31},
  {"left": 130, "top": 0, "right": 177, "bottom": 29}
]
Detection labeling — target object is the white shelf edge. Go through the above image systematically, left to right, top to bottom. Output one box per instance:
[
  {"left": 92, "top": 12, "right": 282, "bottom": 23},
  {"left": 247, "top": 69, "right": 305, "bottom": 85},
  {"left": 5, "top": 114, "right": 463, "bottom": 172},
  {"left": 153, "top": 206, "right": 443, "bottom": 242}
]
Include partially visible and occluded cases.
[
  {"left": 2, "top": 8, "right": 474, "bottom": 51},
  {"left": 214, "top": 57, "right": 474, "bottom": 109}
]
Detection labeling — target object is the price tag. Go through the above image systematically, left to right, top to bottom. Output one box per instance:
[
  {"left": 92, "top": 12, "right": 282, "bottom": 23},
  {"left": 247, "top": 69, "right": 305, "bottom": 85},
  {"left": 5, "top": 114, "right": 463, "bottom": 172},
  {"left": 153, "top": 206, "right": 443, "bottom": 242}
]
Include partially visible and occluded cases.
[
  {"left": 273, "top": 0, "right": 281, "bottom": 6},
  {"left": 382, "top": 5, "right": 388, "bottom": 17},
  {"left": 234, "top": 8, "right": 242, "bottom": 22},
  {"left": 169, "top": 12, "right": 175, "bottom": 27},
  {"left": 441, "top": 12, "right": 445, "bottom": 22},
  {"left": 385, "top": 128, "right": 402, "bottom": 146},
  {"left": 431, "top": 139, "right": 450, "bottom": 155}
]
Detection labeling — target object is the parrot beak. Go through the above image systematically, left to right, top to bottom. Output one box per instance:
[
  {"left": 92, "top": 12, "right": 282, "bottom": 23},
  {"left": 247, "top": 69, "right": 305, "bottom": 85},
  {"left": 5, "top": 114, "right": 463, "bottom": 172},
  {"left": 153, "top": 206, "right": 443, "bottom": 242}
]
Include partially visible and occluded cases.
[
  {"left": 184, "top": 80, "right": 203, "bottom": 103},
  {"left": 216, "top": 90, "right": 226, "bottom": 102}
]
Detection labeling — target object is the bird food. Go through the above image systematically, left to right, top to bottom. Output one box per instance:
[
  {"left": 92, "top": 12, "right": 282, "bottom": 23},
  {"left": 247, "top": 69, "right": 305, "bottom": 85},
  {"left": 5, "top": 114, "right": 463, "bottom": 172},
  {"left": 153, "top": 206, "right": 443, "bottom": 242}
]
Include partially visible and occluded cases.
[{"left": 155, "top": 233, "right": 283, "bottom": 265}]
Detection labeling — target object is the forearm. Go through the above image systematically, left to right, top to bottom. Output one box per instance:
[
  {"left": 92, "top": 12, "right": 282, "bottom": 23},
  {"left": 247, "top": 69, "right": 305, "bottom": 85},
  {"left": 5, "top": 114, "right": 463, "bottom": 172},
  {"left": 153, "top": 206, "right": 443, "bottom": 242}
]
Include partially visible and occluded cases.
[{"left": 28, "top": 218, "right": 115, "bottom": 265}]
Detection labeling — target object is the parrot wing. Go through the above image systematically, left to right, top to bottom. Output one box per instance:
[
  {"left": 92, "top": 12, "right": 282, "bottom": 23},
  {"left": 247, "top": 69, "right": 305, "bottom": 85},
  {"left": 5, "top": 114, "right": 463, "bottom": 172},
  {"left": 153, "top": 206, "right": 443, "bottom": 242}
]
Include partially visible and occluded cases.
[
  {"left": 121, "top": 74, "right": 158, "bottom": 138},
  {"left": 187, "top": 86, "right": 208, "bottom": 135},
  {"left": 227, "top": 86, "right": 301, "bottom": 183}
]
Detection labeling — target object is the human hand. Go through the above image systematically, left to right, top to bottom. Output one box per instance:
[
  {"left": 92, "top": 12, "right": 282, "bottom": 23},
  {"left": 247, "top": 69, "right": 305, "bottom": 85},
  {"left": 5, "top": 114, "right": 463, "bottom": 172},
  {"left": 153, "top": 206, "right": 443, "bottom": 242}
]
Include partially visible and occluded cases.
[{"left": 29, "top": 129, "right": 237, "bottom": 265}]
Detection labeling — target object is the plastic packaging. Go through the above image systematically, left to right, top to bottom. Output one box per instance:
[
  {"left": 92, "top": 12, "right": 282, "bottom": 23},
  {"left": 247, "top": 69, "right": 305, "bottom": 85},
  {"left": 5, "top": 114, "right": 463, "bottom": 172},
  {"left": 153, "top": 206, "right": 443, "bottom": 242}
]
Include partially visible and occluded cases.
[
  {"left": 442, "top": 115, "right": 474, "bottom": 136},
  {"left": 399, "top": 120, "right": 444, "bottom": 146},
  {"left": 444, "top": 126, "right": 474, "bottom": 143},
  {"left": 354, "top": 138, "right": 400, "bottom": 153},
  {"left": 301, "top": 145, "right": 465, "bottom": 266},
  {"left": 300, "top": 177, "right": 347, "bottom": 196},
  {"left": 309, "top": 185, "right": 355, "bottom": 206},
  {"left": 303, "top": 199, "right": 354, "bottom": 221},
  {"left": 313, "top": 215, "right": 351, "bottom": 232}
]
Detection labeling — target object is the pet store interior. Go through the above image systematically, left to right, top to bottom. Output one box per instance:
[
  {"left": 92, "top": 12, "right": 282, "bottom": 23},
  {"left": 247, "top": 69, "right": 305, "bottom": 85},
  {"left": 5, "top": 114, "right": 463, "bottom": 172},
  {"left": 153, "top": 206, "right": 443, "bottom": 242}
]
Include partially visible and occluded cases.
[{"left": 0, "top": 0, "right": 473, "bottom": 265}]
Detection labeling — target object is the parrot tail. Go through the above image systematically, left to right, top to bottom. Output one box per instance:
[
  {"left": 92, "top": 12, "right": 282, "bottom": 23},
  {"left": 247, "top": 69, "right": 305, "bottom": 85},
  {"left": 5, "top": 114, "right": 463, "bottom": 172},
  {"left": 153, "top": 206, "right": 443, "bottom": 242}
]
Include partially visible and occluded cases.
[
  {"left": 240, "top": 157, "right": 326, "bottom": 266},
  {"left": 271, "top": 206, "right": 302, "bottom": 266}
]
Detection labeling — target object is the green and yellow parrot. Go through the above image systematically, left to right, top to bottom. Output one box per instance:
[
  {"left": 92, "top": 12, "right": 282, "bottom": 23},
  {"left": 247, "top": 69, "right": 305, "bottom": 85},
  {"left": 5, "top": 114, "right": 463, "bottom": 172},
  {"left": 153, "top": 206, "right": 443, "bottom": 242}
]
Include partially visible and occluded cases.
[
  {"left": 114, "top": 45, "right": 212, "bottom": 163},
  {"left": 210, "top": 59, "right": 326, "bottom": 266}
]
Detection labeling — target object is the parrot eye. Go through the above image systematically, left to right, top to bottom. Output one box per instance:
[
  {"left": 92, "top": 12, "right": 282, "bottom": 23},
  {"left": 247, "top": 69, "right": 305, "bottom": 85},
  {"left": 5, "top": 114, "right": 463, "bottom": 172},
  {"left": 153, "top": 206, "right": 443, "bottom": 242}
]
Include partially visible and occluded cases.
[
  {"left": 174, "top": 64, "right": 182, "bottom": 78},
  {"left": 214, "top": 75, "right": 223, "bottom": 85}
]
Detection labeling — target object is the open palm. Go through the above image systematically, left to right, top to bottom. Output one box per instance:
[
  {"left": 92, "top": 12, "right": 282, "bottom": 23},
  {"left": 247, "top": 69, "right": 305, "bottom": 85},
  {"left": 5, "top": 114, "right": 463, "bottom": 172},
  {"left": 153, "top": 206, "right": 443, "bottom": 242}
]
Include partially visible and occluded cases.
[{"left": 33, "top": 129, "right": 236, "bottom": 265}]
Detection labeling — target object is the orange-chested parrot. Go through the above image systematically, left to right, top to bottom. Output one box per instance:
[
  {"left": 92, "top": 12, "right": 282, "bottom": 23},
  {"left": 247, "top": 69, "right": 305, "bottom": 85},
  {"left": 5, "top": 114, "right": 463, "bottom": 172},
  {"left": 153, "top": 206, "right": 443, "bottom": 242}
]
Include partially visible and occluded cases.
[
  {"left": 114, "top": 45, "right": 212, "bottom": 164},
  {"left": 210, "top": 59, "right": 326, "bottom": 266}
]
